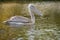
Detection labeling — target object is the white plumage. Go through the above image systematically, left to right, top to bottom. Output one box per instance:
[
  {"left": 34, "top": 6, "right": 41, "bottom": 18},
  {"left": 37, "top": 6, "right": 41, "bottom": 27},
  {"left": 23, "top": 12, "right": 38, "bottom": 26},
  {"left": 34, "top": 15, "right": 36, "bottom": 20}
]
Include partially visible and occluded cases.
[{"left": 3, "top": 4, "right": 43, "bottom": 27}]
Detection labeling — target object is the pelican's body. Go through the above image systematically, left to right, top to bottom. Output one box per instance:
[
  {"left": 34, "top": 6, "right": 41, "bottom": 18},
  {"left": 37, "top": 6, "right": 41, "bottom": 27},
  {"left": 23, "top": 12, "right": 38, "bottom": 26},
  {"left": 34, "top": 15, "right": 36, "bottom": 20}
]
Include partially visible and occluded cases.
[
  {"left": 3, "top": 4, "right": 43, "bottom": 27},
  {"left": 4, "top": 16, "right": 32, "bottom": 26}
]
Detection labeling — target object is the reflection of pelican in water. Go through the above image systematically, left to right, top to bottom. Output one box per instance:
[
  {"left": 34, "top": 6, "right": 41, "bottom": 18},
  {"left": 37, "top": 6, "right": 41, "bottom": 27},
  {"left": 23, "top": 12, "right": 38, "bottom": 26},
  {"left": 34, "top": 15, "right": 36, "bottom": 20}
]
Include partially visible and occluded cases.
[{"left": 3, "top": 4, "right": 43, "bottom": 27}]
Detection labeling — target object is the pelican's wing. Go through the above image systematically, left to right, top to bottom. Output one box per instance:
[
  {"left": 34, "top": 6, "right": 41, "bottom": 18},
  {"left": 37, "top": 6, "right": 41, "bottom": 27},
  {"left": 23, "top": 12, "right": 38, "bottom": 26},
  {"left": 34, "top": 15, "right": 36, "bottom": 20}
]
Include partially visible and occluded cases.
[{"left": 8, "top": 16, "right": 31, "bottom": 23}]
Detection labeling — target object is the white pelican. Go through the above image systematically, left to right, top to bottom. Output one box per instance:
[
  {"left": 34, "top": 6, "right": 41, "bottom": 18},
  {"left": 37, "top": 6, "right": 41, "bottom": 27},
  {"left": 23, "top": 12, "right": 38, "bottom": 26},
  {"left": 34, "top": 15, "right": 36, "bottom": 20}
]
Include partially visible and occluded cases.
[{"left": 3, "top": 4, "right": 43, "bottom": 27}]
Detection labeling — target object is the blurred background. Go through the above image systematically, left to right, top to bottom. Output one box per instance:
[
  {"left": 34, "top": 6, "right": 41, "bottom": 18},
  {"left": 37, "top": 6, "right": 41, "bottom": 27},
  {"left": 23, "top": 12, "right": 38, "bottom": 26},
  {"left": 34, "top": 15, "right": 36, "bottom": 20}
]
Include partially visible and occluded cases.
[{"left": 0, "top": 0, "right": 60, "bottom": 40}]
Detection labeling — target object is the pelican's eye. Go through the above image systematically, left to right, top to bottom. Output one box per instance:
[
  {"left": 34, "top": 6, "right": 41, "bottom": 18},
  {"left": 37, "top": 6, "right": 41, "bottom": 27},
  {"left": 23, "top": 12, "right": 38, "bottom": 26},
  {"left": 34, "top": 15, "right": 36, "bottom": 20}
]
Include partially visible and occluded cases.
[
  {"left": 31, "top": 5, "right": 34, "bottom": 8},
  {"left": 30, "top": 6, "right": 35, "bottom": 10}
]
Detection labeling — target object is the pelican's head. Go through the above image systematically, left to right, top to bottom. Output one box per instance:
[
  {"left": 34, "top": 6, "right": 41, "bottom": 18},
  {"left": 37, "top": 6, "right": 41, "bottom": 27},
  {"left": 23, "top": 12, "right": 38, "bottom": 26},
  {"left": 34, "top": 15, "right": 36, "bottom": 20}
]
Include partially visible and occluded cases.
[
  {"left": 28, "top": 4, "right": 43, "bottom": 16},
  {"left": 28, "top": 4, "right": 35, "bottom": 10}
]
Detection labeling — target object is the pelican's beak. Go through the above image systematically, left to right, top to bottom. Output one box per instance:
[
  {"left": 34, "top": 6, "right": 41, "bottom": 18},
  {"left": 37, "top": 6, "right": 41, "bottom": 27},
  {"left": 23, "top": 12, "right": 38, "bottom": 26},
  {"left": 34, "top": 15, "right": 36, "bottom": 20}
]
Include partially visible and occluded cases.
[
  {"left": 30, "top": 5, "right": 43, "bottom": 16},
  {"left": 33, "top": 7, "right": 43, "bottom": 16}
]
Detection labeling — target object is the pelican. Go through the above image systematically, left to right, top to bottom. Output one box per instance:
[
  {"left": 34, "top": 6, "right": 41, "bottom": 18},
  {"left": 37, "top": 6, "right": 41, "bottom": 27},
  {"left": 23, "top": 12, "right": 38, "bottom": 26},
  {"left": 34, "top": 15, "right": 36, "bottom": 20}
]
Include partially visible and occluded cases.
[{"left": 3, "top": 4, "right": 43, "bottom": 27}]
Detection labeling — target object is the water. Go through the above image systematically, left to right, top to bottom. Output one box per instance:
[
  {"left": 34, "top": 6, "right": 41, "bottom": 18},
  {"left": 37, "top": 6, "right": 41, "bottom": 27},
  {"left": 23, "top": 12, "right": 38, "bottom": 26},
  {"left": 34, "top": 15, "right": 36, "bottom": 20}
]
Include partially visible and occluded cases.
[{"left": 0, "top": 2, "right": 60, "bottom": 40}]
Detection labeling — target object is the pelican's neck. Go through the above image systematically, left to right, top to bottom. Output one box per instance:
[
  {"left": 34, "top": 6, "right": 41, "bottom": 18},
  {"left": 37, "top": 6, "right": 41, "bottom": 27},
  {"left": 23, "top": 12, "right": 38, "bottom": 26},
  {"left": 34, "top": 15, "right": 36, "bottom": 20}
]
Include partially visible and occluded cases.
[
  {"left": 28, "top": 4, "right": 43, "bottom": 24},
  {"left": 28, "top": 8, "right": 35, "bottom": 24}
]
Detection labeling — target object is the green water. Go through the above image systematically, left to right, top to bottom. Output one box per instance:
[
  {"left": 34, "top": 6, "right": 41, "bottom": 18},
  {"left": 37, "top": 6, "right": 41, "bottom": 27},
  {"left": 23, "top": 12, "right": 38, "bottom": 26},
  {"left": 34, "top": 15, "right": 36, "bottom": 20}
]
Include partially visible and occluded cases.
[{"left": 0, "top": 2, "right": 60, "bottom": 40}]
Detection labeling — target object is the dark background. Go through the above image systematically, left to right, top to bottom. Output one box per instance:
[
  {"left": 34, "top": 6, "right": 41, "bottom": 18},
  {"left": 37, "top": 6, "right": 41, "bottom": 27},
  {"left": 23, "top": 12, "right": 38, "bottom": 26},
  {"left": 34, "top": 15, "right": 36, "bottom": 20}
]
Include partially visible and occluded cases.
[{"left": 0, "top": 0, "right": 60, "bottom": 2}]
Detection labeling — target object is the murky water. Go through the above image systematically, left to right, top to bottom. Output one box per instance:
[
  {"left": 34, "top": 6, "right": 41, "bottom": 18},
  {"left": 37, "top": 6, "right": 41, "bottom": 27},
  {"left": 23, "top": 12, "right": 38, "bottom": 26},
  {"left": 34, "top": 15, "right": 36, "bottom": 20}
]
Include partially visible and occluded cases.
[{"left": 0, "top": 2, "right": 60, "bottom": 40}]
